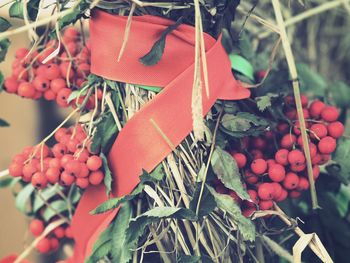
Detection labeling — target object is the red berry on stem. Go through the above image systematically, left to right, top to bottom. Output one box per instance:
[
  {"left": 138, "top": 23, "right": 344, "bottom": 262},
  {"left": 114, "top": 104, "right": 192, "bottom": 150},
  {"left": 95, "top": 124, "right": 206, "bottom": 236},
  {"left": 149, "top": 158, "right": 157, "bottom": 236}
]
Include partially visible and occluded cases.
[
  {"left": 44, "top": 64, "right": 61, "bottom": 80},
  {"left": 33, "top": 76, "right": 50, "bottom": 92},
  {"left": 4, "top": 77, "right": 19, "bottom": 93},
  {"left": 50, "top": 78, "right": 67, "bottom": 93},
  {"left": 17, "top": 82, "right": 36, "bottom": 98},
  {"left": 56, "top": 88, "right": 72, "bottom": 108},
  {"left": 309, "top": 100, "right": 325, "bottom": 118},
  {"left": 321, "top": 106, "right": 339, "bottom": 122},
  {"left": 327, "top": 121, "right": 344, "bottom": 138},
  {"left": 310, "top": 123, "right": 328, "bottom": 139},
  {"left": 280, "top": 134, "right": 296, "bottom": 149},
  {"left": 318, "top": 136, "right": 336, "bottom": 154},
  {"left": 52, "top": 143, "right": 67, "bottom": 158},
  {"left": 275, "top": 149, "right": 289, "bottom": 166},
  {"left": 288, "top": 149, "right": 305, "bottom": 165},
  {"left": 231, "top": 152, "right": 247, "bottom": 168},
  {"left": 86, "top": 156, "right": 103, "bottom": 171},
  {"left": 251, "top": 159, "right": 267, "bottom": 175},
  {"left": 9, "top": 162, "right": 23, "bottom": 177},
  {"left": 290, "top": 162, "right": 306, "bottom": 172},
  {"left": 268, "top": 164, "right": 286, "bottom": 182},
  {"left": 313, "top": 165, "right": 320, "bottom": 179},
  {"left": 46, "top": 167, "right": 60, "bottom": 184},
  {"left": 89, "top": 170, "right": 104, "bottom": 185},
  {"left": 244, "top": 170, "right": 259, "bottom": 184},
  {"left": 60, "top": 171, "right": 75, "bottom": 186},
  {"left": 31, "top": 172, "right": 48, "bottom": 189},
  {"left": 283, "top": 172, "right": 299, "bottom": 190},
  {"left": 76, "top": 177, "right": 89, "bottom": 189},
  {"left": 297, "top": 177, "right": 310, "bottom": 191},
  {"left": 271, "top": 182, "right": 283, "bottom": 200},
  {"left": 258, "top": 183, "right": 274, "bottom": 200},
  {"left": 275, "top": 188, "right": 288, "bottom": 202},
  {"left": 247, "top": 189, "right": 259, "bottom": 204},
  {"left": 289, "top": 190, "right": 301, "bottom": 199},
  {"left": 259, "top": 200, "right": 273, "bottom": 210},
  {"left": 29, "top": 219, "right": 44, "bottom": 237},
  {"left": 65, "top": 226, "right": 73, "bottom": 238},
  {"left": 54, "top": 227, "right": 65, "bottom": 239},
  {"left": 36, "top": 238, "right": 51, "bottom": 254},
  {"left": 50, "top": 238, "right": 59, "bottom": 251}
]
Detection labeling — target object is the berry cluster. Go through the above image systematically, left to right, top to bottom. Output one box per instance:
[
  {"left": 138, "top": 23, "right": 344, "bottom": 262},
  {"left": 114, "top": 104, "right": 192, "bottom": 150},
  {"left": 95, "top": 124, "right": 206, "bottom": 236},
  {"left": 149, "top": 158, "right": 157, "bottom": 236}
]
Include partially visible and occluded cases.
[
  {"left": 3, "top": 27, "right": 95, "bottom": 108},
  {"left": 216, "top": 95, "right": 344, "bottom": 217},
  {"left": 8, "top": 125, "right": 105, "bottom": 189},
  {"left": 29, "top": 219, "right": 73, "bottom": 254}
]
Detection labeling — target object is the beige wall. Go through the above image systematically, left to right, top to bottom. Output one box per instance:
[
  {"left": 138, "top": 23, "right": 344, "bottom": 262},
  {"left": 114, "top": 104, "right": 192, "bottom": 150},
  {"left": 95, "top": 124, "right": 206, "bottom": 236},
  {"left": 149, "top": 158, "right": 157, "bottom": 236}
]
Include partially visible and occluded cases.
[{"left": 0, "top": 31, "right": 38, "bottom": 260}]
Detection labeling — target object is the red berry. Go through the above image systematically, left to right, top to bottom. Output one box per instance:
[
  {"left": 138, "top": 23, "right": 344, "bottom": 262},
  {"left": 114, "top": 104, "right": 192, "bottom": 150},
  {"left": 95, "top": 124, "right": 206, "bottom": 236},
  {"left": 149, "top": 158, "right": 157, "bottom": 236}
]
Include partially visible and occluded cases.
[
  {"left": 63, "top": 27, "right": 80, "bottom": 42},
  {"left": 15, "top": 47, "right": 29, "bottom": 59},
  {"left": 44, "top": 64, "right": 61, "bottom": 80},
  {"left": 33, "top": 76, "right": 50, "bottom": 92},
  {"left": 4, "top": 77, "right": 19, "bottom": 93},
  {"left": 50, "top": 78, "right": 67, "bottom": 93},
  {"left": 17, "top": 82, "right": 35, "bottom": 98},
  {"left": 56, "top": 88, "right": 72, "bottom": 108},
  {"left": 44, "top": 90, "right": 56, "bottom": 101},
  {"left": 300, "top": 94, "right": 309, "bottom": 108},
  {"left": 309, "top": 100, "right": 325, "bottom": 118},
  {"left": 321, "top": 106, "right": 339, "bottom": 122},
  {"left": 285, "top": 109, "right": 297, "bottom": 120},
  {"left": 327, "top": 121, "right": 344, "bottom": 139},
  {"left": 277, "top": 123, "right": 289, "bottom": 133},
  {"left": 310, "top": 123, "right": 327, "bottom": 139},
  {"left": 54, "top": 128, "right": 68, "bottom": 142},
  {"left": 280, "top": 134, "right": 296, "bottom": 149},
  {"left": 318, "top": 136, "right": 336, "bottom": 154},
  {"left": 252, "top": 137, "right": 266, "bottom": 150},
  {"left": 66, "top": 138, "right": 80, "bottom": 153},
  {"left": 52, "top": 143, "right": 67, "bottom": 158},
  {"left": 308, "top": 143, "right": 318, "bottom": 158},
  {"left": 74, "top": 149, "right": 89, "bottom": 163},
  {"left": 250, "top": 149, "right": 263, "bottom": 159},
  {"left": 275, "top": 149, "right": 289, "bottom": 166},
  {"left": 288, "top": 149, "right": 305, "bottom": 165},
  {"left": 231, "top": 153, "right": 247, "bottom": 168},
  {"left": 12, "top": 154, "right": 25, "bottom": 164},
  {"left": 60, "top": 154, "right": 74, "bottom": 168},
  {"left": 318, "top": 154, "right": 331, "bottom": 165},
  {"left": 86, "top": 156, "right": 103, "bottom": 171},
  {"left": 49, "top": 158, "right": 61, "bottom": 169},
  {"left": 251, "top": 159, "right": 267, "bottom": 175},
  {"left": 266, "top": 159, "right": 277, "bottom": 167},
  {"left": 65, "top": 160, "right": 82, "bottom": 177},
  {"left": 9, "top": 162, "right": 23, "bottom": 177},
  {"left": 290, "top": 162, "right": 306, "bottom": 172},
  {"left": 268, "top": 164, "right": 286, "bottom": 182},
  {"left": 313, "top": 165, "right": 320, "bottom": 179},
  {"left": 46, "top": 167, "right": 60, "bottom": 184},
  {"left": 89, "top": 170, "right": 104, "bottom": 185},
  {"left": 244, "top": 170, "right": 259, "bottom": 184},
  {"left": 60, "top": 171, "right": 75, "bottom": 186},
  {"left": 31, "top": 172, "right": 48, "bottom": 189},
  {"left": 283, "top": 172, "right": 299, "bottom": 190},
  {"left": 76, "top": 177, "right": 89, "bottom": 189},
  {"left": 297, "top": 177, "right": 310, "bottom": 191},
  {"left": 271, "top": 182, "right": 282, "bottom": 200},
  {"left": 257, "top": 183, "right": 274, "bottom": 200},
  {"left": 275, "top": 188, "right": 288, "bottom": 202},
  {"left": 247, "top": 189, "right": 259, "bottom": 204},
  {"left": 289, "top": 190, "right": 301, "bottom": 199},
  {"left": 259, "top": 200, "right": 273, "bottom": 210},
  {"left": 242, "top": 207, "right": 257, "bottom": 217},
  {"left": 29, "top": 219, "right": 44, "bottom": 237},
  {"left": 65, "top": 226, "right": 73, "bottom": 238},
  {"left": 54, "top": 227, "right": 65, "bottom": 239},
  {"left": 36, "top": 238, "right": 51, "bottom": 254},
  {"left": 50, "top": 238, "right": 59, "bottom": 251}
]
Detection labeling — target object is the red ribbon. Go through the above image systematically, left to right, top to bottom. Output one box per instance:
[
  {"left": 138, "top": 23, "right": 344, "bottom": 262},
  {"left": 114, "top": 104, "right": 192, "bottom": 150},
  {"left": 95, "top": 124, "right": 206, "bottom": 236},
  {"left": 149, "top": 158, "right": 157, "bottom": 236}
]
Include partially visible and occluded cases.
[{"left": 69, "top": 10, "right": 250, "bottom": 262}]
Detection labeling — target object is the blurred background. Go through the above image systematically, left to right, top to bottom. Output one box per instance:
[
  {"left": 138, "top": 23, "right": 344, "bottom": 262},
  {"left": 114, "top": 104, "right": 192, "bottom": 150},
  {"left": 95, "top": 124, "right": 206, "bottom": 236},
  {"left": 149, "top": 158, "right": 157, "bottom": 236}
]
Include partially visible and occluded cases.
[{"left": 1, "top": 0, "right": 350, "bottom": 261}]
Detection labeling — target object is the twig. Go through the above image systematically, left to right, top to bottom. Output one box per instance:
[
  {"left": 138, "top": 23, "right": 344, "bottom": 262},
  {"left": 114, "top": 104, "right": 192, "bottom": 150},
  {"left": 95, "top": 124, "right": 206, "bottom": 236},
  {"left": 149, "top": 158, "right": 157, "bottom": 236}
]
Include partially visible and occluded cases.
[
  {"left": 118, "top": 3, "right": 136, "bottom": 61},
  {"left": 0, "top": 169, "right": 9, "bottom": 179}
]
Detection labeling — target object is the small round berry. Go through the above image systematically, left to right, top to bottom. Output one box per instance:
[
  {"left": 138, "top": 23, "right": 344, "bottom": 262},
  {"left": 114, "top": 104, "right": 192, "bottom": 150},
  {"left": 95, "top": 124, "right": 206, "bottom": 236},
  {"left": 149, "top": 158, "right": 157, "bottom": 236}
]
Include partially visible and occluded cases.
[
  {"left": 15, "top": 47, "right": 29, "bottom": 59},
  {"left": 44, "top": 64, "right": 61, "bottom": 80},
  {"left": 33, "top": 76, "right": 50, "bottom": 92},
  {"left": 4, "top": 77, "right": 19, "bottom": 93},
  {"left": 50, "top": 78, "right": 67, "bottom": 93},
  {"left": 17, "top": 82, "right": 36, "bottom": 98},
  {"left": 56, "top": 88, "right": 72, "bottom": 108},
  {"left": 44, "top": 90, "right": 56, "bottom": 101},
  {"left": 300, "top": 94, "right": 309, "bottom": 108},
  {"left": 309, "top": 100, "right": 326, "bottom": 118},
  {"left": 321, "top": 106, "right": 339, "bottom": 122},
  {"left": 285, "top": 109, "right": 297, "bottom": 120},
  {"left": 327, "top": 121, "right": 344, "bottom": 139},
  {"left": 310, "top": 123, "right": 327, "bottom": 139},
  {"left": 54, "top": 128, "right": 68, "bottom": 142},
  {"left": 280, "top": 134, "right": 296, "bottom": 149},
  {"left": 318, "top": 136, "right": 337, "bottom": 154},
  {"left": 252, "top": 137, "right": 266, "bottom": 150},
  {"left": 66, "top": 138, "right": 80, "bottom": 153},
  {"left": 52, "top": 143, "right": 67, "bottom": 158},
  {"left": 74, "top": 149, "right": 89, "bottom": 163},
  {"left": 250, "top": 149, "right": 263, "bottom": 160},
  {"left": 275, "top": 149, "right": 289, "bottom": 166},
  {"left": 288, "top": 149, "right": 305, "bottom": 165},
  {"left": 231, "top": 153, "right": 247, "bottom": 168},
  {"left": 60, "top": 154, "right": 74, "bottom": 168},
  {"left": 318, "top": 154, "right": 331, "bottom": 165},
  {"left": 86, "top": 156, "right": 103, "bottom": 171},
  {"left": 49, "top": 158, "right": 61, "bottom": 169},
  {"left": 250, "top": 159, "right": 267, "bottom": 175},
  {"left": 266, "top": 159, "right": 277, "bottom": 167},
  {"left": 65, "top": 160, "right": 82, "bottom": 177},
  {"left": 9, "top": 162, "right": 23, "bottom": 177},
  {"left": 290, "top": 162, "right": 306, "bottom": 172},
  {"left": 268, "top": 164, "right": 286, "bottom": 182},
  {"left": 313, "top": 165, "right": 320, "bottom": 179},
  {"left": 46, "top": 167, "right": 60, "bottom": 184},
  {"left": 244, "top": 170, "right": 259, "bottom": 184},
  {"left": 60, "top": 171, "right": 75, "bottom": 186},
  {"left": 89, "top": 171, "right": 104, "bottom": 185},
  {"left": 31, "top": 172, "right": 48, "bottom": 189},
  {"left": 283, "top": 172, "right": 299, "bottom": 190},
  {"left": 76, "top": 177, "right": 89, "bottom": 189},
  {"left": 297, "top": 177, "right": 310, "bottom": 191},
  {"left": 271, "top": 182, "right": 283, "bottom": 200},
  {"left": 258, "top": 183, "right": 274, "bottom": 200},
  {"left": 275, "top": 188, "right": 288, "bottom": 202},
  {"left": 247, "top": 189, "right": 259, "bottom": 204},
  {"left": 289, "top": 190, "right": 301, "bottom": 199},
  {"left": 259, "top": 200, "right": 273, "bottom": 210},
  {"left": 242, "top": 206, "right": 257, "bottom": 218},
  {"left": 29, "top": 219, "right": 44, "bottom": 237},
  {"left": 65, "top": 226, "right": 73, "bottom": 238},
  {"left": 54, "top": 227, "right": 65, "bottom": 239},
  {"left": 36, "top": 238, "right": 51, "bottom": 254},
  {"left": 49, "top": 238, "right": 59, "bottom": 251}
]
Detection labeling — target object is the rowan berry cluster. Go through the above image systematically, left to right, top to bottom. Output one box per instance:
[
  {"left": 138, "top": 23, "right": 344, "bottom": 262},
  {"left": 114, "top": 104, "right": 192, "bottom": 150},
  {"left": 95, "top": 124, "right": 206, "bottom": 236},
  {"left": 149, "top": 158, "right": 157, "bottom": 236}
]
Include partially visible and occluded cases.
[
  {"left": 3, "top": 27, "right": 95, "bottom": 108},
  {"left": 216, "top": 95, "right": 344, "bottom": 217},
  {"left": 8, "top": 125, "right": 104, "bottom": 189},
  {"left": 29, "top": 219, "right": 73, "bottom": 254}
]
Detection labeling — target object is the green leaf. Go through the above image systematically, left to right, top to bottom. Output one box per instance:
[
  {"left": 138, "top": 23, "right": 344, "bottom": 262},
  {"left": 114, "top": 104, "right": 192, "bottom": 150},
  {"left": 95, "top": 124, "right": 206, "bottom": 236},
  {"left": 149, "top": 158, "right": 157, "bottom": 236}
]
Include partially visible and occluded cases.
[
  {"left": 9, "top": 2, "right": 24, "bottom": 19},
  {"left": 58, "top": 2, "right": 89, "bottom": 29},
  {"left": 0, "top": 17, "right": 11, "bottom": 32},
  {"left": 140, "top": 17, "right": 183, "bottom": 66},
  {"left": 0, "top": 39, "right": 11, "bottom": 63},
  {"left": 229, "top": 54, "right": 254, "bottom": 80},
  {"left": 296, "top": 63, "right": 327, "bottom": 97},
  {"left": 0, "top": 71, "right": 4, "bottom": 92},
  {"left": 329, "top": 81, "right": 350, "bottom": 108},
  {"left": 135, "top": 84, "right": 162, "bottom": 93},
  {"left": 255, "top": 93, "right": 278, "bottom": 112},
  {"left": 91, "top": 112, "right": 118, "bottom": 153},
  {"left": 220, "top": 112, "right": 269, "bottom": 138},
  {"left": 0, "top": 118, "right": 9, "bottom": 127},
  {"left": 329, "top": 137, "right": 350, "bottom": 181},
  {"left": 211, "top": 147, "right": 250, "bottom": 201},
  {"left": 101, "top": 153, "right": 113, "bottom": 197},
  {"left": 139, "top": 166, "right": 164, "bottom": 183},
  {"left": 0, "top": 177, "right": 20, "bottom": 188},
  {"left": 189, "top": 183, "right": 216, "bottom": 217},
  {"left": 15, "top": 184, "right": 35, "bottom": 214},
  {"left": 68, "top": 185, "right": 81, "bottom": 204},
  {"left": 33, "top": 186, "right": 61, "bottom": 213},
  {"left": 207, "top": 186, "right": 255, "bottom": 241},
  {"left": 42, "top": 200, "right": 68, "bottom": 222},
  {"left": 110, "top": 202, "right": 133, "bottom": 261},
  {"left": 118, "top": 207, "right": 197, "bottom": 263},
  {"left": 85, "top": 221, "right": 114, "bottom": 263},
  {"left": 177, "top": 255, "right": 200, "bottom": 263}
]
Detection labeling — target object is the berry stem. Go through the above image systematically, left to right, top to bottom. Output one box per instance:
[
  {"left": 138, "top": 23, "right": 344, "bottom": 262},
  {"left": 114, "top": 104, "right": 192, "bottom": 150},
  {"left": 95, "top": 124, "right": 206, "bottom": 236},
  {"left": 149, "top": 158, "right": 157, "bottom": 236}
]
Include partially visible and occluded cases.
[
  {"left": 271, "top": 0, "right": 318, "bottom": 209},
  {"left": 0, "top": 169, "right": 9, "bottom": 179}
]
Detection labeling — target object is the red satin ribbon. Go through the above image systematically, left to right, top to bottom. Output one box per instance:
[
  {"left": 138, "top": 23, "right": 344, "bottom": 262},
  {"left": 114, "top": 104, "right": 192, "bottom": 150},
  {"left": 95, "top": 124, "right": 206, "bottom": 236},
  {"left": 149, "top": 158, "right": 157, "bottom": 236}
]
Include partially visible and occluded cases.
[{"left": 70, "top": 10, "right": 250, "bottom": 262}]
